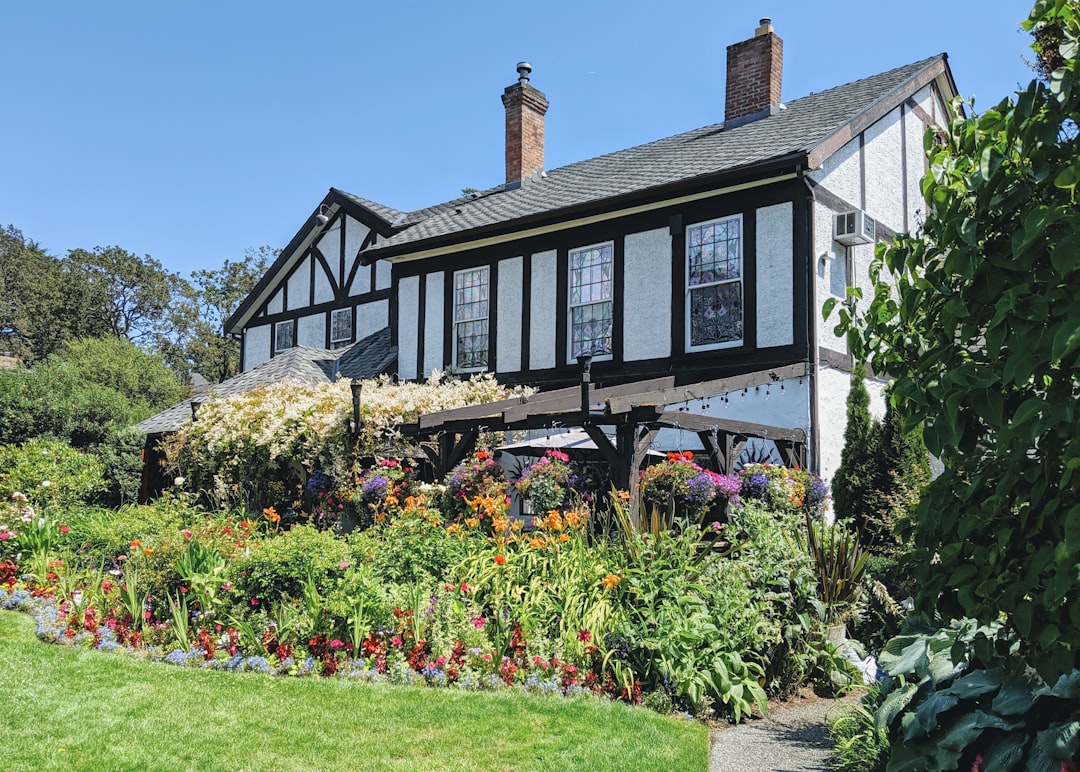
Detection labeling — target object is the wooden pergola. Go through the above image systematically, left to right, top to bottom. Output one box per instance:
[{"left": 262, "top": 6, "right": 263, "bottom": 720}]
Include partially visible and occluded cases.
[{"left": 402, "top": 364, "right": 809, "bottom": 508}]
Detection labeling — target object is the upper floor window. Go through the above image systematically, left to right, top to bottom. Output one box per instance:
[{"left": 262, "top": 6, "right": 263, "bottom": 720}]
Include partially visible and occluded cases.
[
  {"left": 686, "top": 215, "right": 743, "bottom": 351},
  {"left": 568, "top": 242, "right": 613, "bottom": 361},
  {"left": 452, "top": 266, "right": 489, "bottom": 371},
  {"left": 330, "top": 308, "right": 353, "bottom": 350},
  {"left": 274, "top": 320, "right": 295, "bottom": 353}
]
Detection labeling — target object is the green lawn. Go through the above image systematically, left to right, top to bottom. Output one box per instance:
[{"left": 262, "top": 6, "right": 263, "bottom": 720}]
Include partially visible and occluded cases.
[{"left": 0, "top": 611, "right": 707, "bottom": 771}]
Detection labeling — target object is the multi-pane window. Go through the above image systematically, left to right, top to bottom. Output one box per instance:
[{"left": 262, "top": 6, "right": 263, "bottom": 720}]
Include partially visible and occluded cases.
[
  {"left": 686, "top": 215, "right": 743, "bottom": 350},
  {"left": 568, "top": 242, "right": 613, "bottom": 360},
  {"left": 453, "top": 267, "right": 489, "bottom": 371},
  {"left": 330, "top": 308, "right": 353, "bottom": 349},
  {"left": 274, "top": 320, "right": 295, "bottom": 353}
]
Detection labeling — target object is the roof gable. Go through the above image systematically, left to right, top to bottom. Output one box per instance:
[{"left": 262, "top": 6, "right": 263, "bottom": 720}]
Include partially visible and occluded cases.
[{"left": 225, "top": 189, "right": 401, "bottom": 334}]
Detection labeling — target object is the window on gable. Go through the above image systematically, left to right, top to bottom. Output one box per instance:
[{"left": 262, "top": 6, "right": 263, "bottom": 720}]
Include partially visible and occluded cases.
[
  {"left": 686, "top": 215, "right": 743, "bottom": 351},
  {"left": 568, "top": 242, "right": 613, "bottom": 361},
  {"left": 452, "top": 267, "right": 489, "bottom": 371},
  {"left": 330, "top": 308, "right": 353, "bottom": 350},
  {"left": 274, "top": 320, "right": 295, "bottom": 353}
]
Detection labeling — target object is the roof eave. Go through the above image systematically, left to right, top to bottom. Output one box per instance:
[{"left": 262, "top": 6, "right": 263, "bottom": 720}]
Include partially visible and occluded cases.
[
  {"left": 807, "top": 55, "right": 954, "bottom": 170},
  {"left": 359, "top": 152, "right": 809, "bottom": 265}
]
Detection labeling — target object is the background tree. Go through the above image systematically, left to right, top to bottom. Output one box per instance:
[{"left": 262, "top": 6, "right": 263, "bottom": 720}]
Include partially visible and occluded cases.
[
  {"left": 828, "top": 0, "right": 1080, "bottom": 679},
  {"left": 0, "top": 225, "right": 108, "bottom": 363},
  {"left": 66, "top": 245, "right": 188, "bottom": 345},
  {"left": 161, "top": 246, "right": 274, "bottom": 382},
  {"left": 831, "top": 362, "right": 877, "bottom": 526}
]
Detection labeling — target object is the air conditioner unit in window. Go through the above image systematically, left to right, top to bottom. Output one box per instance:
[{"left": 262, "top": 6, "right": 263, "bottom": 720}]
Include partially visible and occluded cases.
[{"left": 834, "top": 210, "right": 877, "bottom": 246}]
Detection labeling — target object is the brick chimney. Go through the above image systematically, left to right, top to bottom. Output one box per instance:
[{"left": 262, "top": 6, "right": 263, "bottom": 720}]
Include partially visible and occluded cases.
[
  {"left": 725, "top": 18, "right": 783, "bottom": 126},
  {"left": 501, "top": 62, "right": 549, "bottom": 187}
]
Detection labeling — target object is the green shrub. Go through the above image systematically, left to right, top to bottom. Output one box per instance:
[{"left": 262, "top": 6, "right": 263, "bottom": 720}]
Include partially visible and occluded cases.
[
  {"left": 98, "top": 428, "right": 146, "bottom": 507},
  {"left": 0, "top": 438, "right": 106, "bottom": 508},
  {"left": 65, "top": 500, "right": 197, "bottom": 562},
  {"left": 353, "top": 520, "right": 467, "bottom": 585},
  {"left": 232, "top": 525, "right": 350, "bottom": 605},
  {"left": 828, "top": 687, "right": 889, "bottom": 772}
]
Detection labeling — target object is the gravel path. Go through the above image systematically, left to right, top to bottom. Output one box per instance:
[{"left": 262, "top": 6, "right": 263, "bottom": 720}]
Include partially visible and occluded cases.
[{"left": 709, "top": 695, "right": 853, "bottom": 772}]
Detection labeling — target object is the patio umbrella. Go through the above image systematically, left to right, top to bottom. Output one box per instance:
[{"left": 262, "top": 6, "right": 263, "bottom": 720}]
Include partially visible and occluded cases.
[{"left": 495, "top": 430, "right": 663, "bottom": 463}]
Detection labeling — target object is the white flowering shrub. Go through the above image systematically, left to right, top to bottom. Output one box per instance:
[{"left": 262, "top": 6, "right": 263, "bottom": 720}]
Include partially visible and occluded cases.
[{"left": 163, "top": 372, "right": 527, "bottom": 513}]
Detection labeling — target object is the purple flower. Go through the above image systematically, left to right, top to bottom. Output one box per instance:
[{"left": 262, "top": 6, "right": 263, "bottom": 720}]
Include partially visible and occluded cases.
[{"left": 362, "top": 475, "right": 390, "bottom": 500}]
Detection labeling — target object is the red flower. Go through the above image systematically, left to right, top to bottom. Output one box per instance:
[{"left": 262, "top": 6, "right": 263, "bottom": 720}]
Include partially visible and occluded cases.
[
  {"left": 59, "top": 523, "right": 70, "bottom": 534},
  {"left": 494, "top": 554, "right": 506, "bottom": 565},
  {"left": 459, "top": 582, "right": 470, "bottom": 593},
  {"left": 250, "top": 597, "right": 259, "bottom": 606},
  {"left": 578, "top": 629, "right": 592, "bottom": 643}
]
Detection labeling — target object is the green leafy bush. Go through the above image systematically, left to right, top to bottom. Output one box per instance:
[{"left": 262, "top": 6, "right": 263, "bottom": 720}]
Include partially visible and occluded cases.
[
  {"left": 0, "top": 438, "right": 106, "bottom": 508},
  {"left": 232, "top": 525, "right": 351, "bottom": 605},
  {"left": 876, "top": 618, "right": 1080, "bottom": 771}
]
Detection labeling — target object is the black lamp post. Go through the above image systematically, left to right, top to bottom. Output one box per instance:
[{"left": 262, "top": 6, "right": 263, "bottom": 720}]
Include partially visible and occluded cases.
[
  {"left": 577, "top": 353, "right": 593, "bottom": 421},
  {"left": 349, "top": 379, "right": 363, "bottom": 437},
  {"left": 190, "top": 400, "right": 201, "bottom": 422}
]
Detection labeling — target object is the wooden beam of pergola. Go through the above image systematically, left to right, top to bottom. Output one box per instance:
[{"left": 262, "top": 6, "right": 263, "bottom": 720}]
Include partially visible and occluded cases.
[{"left": 604, "top": 362, "right": 808, "bottom": 415}]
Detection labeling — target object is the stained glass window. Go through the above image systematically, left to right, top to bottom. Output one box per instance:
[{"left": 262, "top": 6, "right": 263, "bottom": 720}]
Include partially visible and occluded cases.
[
  {"left": 686, "top": 216, "right": 743, "bottom": 349},
  {"left": 568, "top": 242, "right": 613, "bottom": 360},
  {"left": 453, "top": 267, "right": 489, "bottom": 370},
  {"left": 330, "top": 308, "right": 353, "bottom": 349},
  {"left": 274, "top": 320, "right": 295, "bottom": 353}
]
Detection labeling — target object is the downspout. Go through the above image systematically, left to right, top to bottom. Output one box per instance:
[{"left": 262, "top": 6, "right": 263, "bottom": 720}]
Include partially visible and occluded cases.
[{"left": 799, "top": 165, "right": 822, "bottom": 474}]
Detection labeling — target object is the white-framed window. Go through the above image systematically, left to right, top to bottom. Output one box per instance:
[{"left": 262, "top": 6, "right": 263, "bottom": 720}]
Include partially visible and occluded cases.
[
  {"left": 686, "top": 215, "right": 743, "bottom": 351},
  {"left": 568, "top": 241, "right": 613, "bottom": 361},
  {"left": 452, "top": 266, "right": 489, "bottom": 371},
  {"left": 330, "top": 308, "right": 353, "bottom": 349},
  {"left": 274, "top": 320, "right": 295, "bottom": 353}
]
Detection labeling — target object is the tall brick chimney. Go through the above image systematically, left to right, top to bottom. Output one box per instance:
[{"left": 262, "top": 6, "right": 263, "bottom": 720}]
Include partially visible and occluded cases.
[
  {"left": 725, "top": 18, "right": 783, "bottom": 126},
  {"left": 502, "top": 62, "right": 549, "bottom": 187}
]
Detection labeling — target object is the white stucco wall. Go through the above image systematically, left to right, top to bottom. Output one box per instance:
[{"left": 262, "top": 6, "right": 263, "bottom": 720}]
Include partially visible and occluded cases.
[
  {"left": 906, "top": 85, "right": 934, "bottom": 229},
  {"left": 864, "top": 106, "right": 905, "bottom": 234},
  {"left": 809, "top": 137, "right": 861, "bottom": 205},
  {"left": 814, "top": 200, "right": 850, "bottom": 354},
  {"left": 755, "top": 202, "right": 794, "bottom": 348},
  {"left": 343, "top": 216, "right": 369, "bottom": 284},
  {"left": 623, "top": 228, "right": 672, "bottom": 361},
  {"left": 317, "top": 230, "right": 340, "bottom": 276},
  {"left": 530, "top": 250, "right": 557, "bottom": 370},
  {"left": 497, "top": 257, "right": 523, "bottom": 372},
  {"left": 286, "top": 258, "right": 311, "bottom": 311},
  {"left": 376, "top": 260, "right": 392, "bottom": 291},
  {"left": 349, "top": 262, "right": 372, "bottom": 295},
  {"left": 313, "top": 263, "right": 335, "bottom": 304},
  {"left": 423, "top": 272, "right": 445, "bottom": 377},
  {"left": 397, "top": 276, "right": 420, "bottom": 380},
  {"left": 266, "top": 289, "right": 283, "bottom": 315},
  {"left": 357, "top": 298, "right": 388, "bottom": 338},
  {"left": 297, "top": 313, "right": 323, "bottom": 348},
  {"left": 244, "top": 324, "right": 271, "bottom": 371},
  {"left": 816, "top": 365, "right": 889, "bottom": 485}
]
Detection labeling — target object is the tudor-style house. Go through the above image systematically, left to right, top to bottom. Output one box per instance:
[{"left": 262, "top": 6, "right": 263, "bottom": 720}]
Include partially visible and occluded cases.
[{"left": 222, "top": 19, "right": 958, "bottom": 483}]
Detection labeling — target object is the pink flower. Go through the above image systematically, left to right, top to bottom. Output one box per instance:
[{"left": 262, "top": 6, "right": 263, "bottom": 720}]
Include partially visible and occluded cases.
[
  {"left": 59, "top": 523, "right": 70, "bottom": 534},
  {"left": 180, "top": 529, "right": 193, "bottom": 540},
  {"left": 0, "top": 532, "right": 10, "bottom": 541},
  {"left": 339, "top": 561, "right": 350, "bottom": 569},
  {"left": 221, "top": 582, "right": 232, "bottom": 591},
  {"left": 250, "top": 598, "right": 259, "bottom": 606},
  {"left": 472, "top": 616, "right": 486, "bottom": 629},
  {"left": 577, "top": 629, "right": 592, "bottom": 643},
  {"left": 391, "top": 636, "right": 403, "bottom": 647},
  {"left": 329, "top": 639, "right": 345, "bottom": 649},
  {"left": 482, "top": 653, "right": 492, "bottom": 662},
  {"left": 436, "top": 656, "right": 447, "bottom": 666}
]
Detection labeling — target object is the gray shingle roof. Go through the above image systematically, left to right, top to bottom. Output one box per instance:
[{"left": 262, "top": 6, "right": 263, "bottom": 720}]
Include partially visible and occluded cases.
[
  {"left": 361, "top": 55, "right": 943, "bottom": 254},
  {"left": 134, "top": 327, "right": 395, "bottom": 434}
]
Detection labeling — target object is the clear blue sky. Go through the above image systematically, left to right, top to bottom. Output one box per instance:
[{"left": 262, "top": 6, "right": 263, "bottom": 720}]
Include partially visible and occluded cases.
[{"left": 2, "top": 1, "right": 1036, "bottom": 277}]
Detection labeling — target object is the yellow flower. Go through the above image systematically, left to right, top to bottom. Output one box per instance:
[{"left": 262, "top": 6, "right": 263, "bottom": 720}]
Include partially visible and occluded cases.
[
  {"left": 465, "top": 517, "right": 480, "bottom": 529},
  {"left": 446, "top": 523, "right": 460, "bottom": 535},
  {"left": 559, "top": 533, "right": 571, "bottom": 543},
  {"left": 529, "top": 535, "right": 546, "bottom": 549},
  {"left": 601, "top": 573, "right": 622, "bottom": 590}
]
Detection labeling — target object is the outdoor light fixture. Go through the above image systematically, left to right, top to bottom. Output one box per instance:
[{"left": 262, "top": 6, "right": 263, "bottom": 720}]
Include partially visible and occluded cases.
[
  {"left": 315, "top": 204, "right": 332, "bottom": 227},
  {"left": 577, "top": 353, "right": 593, "bottom": 421},
  {"left": 349, "top": 379, "right": 363, "bottom": 437},
  {"left": 190, "top": 400, "right": 201, "bottom": 422}
]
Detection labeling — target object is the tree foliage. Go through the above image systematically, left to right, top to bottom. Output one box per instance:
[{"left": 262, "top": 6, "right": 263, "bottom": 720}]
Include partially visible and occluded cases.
[
  {"left": 827, "top": 0, "right": 1080, "bottom": 680},
  {"left": 0, "top": 225, "right": 109, "bottom": 364},
  {"left": 161, "top": 247, "right": 274, "bottom": 383}
]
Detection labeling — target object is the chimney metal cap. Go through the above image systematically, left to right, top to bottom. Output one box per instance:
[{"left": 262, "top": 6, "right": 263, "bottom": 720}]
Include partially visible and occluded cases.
[{"left": 516, "top": 61, "right": 532, "bottom": 83}]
